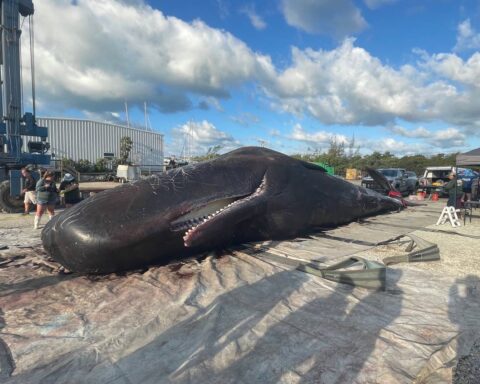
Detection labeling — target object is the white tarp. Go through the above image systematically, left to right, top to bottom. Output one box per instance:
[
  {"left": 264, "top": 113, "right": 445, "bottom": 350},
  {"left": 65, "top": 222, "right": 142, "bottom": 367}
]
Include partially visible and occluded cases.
[{"left": 1, "top": 203, "right": 479, "bottom": 383}]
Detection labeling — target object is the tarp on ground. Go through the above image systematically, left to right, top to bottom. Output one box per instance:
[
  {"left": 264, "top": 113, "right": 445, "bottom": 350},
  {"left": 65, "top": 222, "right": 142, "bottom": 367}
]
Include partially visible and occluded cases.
[
  {"left": 456, "top": 147, "right": 480, "bottom": 167},
  {"left": 1, "top": 204, "right": 479, "bottom": 384}
]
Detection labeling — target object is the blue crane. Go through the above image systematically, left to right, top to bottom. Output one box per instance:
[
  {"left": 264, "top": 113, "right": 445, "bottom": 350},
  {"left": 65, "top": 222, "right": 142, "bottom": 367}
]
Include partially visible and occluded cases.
[{"left": 0, "top": 0, "right": 50, "bottom": 212}]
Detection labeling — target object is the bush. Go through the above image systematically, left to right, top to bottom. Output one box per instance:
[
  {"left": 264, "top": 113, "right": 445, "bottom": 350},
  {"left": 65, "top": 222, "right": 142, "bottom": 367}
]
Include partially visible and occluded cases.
[
  {"left": 95, "top": 158, "right": 109, "bottom": 172},
  {"left": 76, "top": 159, "right": 94, "bottom": 173}
]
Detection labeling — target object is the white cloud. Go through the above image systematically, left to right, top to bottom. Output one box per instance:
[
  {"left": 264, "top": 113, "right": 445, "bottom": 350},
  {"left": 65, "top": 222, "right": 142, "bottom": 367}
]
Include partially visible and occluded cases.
[
  {"left": 19, "top": 0, "right": 480, "bottom": 143},
  {"left": 23, "top": 0, "right": 275, "bottom": 115},
  {"left": 216, "top": 0, "right": 230, "bottom": 19},
  {"left": 280, "top": 0, "right": 367, "bottom": 39},
  {"left": 363, "top": 0, "right": 396, "bottom": 10},
  {"left": 240, "top": 4, "right": 267, "bottom": 30},
  {"left": 454, "top": 19, "right": 480, "bottom": 52},
  {"left": 263, "top": 38, "right": 480, "bottom": 131},
  {"left": 265, "top": 39, "right": 432, "bottom": 125},
  {"left": 421, "top": 51, "right": 480, "bottom": 88},
  {"left": 198, "top": 97, "right": 224, "bottom": 112},
  {"left": 230, "top": 112, "right": 260, "bottom": 126},
  {"left": 171, "top": 120, "right": 241, "bottom": 156},
  {"left": 287, "top": 123, "right": 348, "bottom": 147},
  {"left": 278, "top": 124, "right": 464, "bottom": 156},
  {"left": 275, "top": 125, "right": 433, "bottom": 156},
  {"left": 387, "top": 125, "right": 430, "bottom": 138},
  {"left": 387, "top": 125, "right": 465, "bottom": 148},
  {"left": 430, "top": 127, "right": 465, "bottom": 148},
  {"left": 269, "top": 128, "right": 281, "bottom": 137},
  {"left": 348, "top": 136, "right": 437, "bottom": 156}
]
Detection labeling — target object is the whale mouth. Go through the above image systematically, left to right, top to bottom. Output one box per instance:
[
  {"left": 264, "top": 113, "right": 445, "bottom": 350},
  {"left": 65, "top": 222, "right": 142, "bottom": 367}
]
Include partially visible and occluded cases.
[
  {"left": 170, "top": 175, "right": 267, "bottom": 247},
  {"left": 169, "top": 197, "right": 240, "bottom": 233}
]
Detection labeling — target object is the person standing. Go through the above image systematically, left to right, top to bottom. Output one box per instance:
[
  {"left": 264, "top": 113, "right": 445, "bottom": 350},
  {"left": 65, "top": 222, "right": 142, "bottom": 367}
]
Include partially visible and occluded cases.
[
  {"left": 20, "top": 167, "right": 37, "bottom": 215},
  {"left": 34, "top": 171, "right": 58, "bottom": 229},
  {"left": 444, "top": 172, "right": 463, "bottom": 208},
  {"left": 59, "top": 173, "right": 81, "bottom": 207}
]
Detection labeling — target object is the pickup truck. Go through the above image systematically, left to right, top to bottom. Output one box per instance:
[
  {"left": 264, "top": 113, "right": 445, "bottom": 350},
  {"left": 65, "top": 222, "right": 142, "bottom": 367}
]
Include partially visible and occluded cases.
[
  {"left": 419, "top": 166, "right": 479, "bottom": 197},
  {"left": 361, "top": 168, "right": 410, "bottom": 195}
]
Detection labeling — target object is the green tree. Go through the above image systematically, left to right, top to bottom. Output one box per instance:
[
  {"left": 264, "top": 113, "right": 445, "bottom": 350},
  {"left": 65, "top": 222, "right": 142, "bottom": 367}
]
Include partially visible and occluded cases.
[
  {"left": 119, "top": 136, "right": 133, "bottom": 165},
  {"left": 192, "top": 145, "right": 223, "bottom": 162},
  {"left": 61, "top": 157, "right": 76, "bottom": 169},
  {"left": 95, "top": 158, "right": 109, "bottom": 172},
  {"left": 75, "top": 159, "right": 93, "bottom": 173}
]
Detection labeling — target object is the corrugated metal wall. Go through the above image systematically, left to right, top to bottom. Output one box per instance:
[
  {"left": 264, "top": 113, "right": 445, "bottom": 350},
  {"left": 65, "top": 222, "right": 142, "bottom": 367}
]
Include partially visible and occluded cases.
[{"left": 25, "top": 118, "right": 163, "bottom": 169}]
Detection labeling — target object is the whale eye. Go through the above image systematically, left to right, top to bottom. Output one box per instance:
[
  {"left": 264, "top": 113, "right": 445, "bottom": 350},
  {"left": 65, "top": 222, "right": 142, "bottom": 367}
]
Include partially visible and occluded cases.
[{"left": 300, "top": 161, "right": 327, "bottom": 172}]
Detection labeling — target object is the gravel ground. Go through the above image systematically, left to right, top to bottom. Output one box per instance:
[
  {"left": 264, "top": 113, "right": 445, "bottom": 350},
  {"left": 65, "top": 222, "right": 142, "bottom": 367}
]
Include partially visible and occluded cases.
[
  {"left": 355, "top": 207, "right": 480, "bottom": 383},
  {"left": 454, "top": 338, "right": 480, "bottom": 384}
]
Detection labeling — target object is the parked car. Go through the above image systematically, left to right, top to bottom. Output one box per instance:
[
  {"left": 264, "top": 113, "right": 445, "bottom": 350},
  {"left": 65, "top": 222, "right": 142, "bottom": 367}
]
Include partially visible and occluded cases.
[
  {"left": 418, "top": 166, "right": 452, "bottom": 189},
  {"left": 361, "top": 168, "right": 410, "bottom": 195}
]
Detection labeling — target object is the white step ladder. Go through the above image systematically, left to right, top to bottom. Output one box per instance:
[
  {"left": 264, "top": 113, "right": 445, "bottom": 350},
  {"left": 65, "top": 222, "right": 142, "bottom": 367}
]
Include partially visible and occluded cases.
[{"left": 436, "top": 206, "right": 461, "bottom": 227}]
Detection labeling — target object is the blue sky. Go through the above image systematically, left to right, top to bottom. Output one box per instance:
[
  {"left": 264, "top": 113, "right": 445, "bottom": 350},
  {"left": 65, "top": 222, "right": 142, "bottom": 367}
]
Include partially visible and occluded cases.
[{"left": 24, "top": 0, "right": 480, "bottom": 157}]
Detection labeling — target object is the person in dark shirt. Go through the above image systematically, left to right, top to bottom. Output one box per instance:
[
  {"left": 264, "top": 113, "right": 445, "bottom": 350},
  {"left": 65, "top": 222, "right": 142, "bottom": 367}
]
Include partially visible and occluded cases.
[
  {"left": 168, "top": 157, "right": 177, "bottom": 169},
  {"left": 20, "top": 167, "right": 37, "bottom": 215},
  {"left": 34, "top": 171, "right": 58, "bottom": 229},
  {"left": 444, "top": 172, "right": 463, "bottom": 208},
  {"left": 59, "top": 173, "right": 81, "bottom": 207}
]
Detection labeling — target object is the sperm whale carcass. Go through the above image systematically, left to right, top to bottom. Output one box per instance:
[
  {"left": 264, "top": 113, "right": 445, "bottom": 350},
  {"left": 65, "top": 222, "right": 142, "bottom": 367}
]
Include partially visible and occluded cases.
[{"left": 41, "top": 147, "right": 403, "bottom": 274}]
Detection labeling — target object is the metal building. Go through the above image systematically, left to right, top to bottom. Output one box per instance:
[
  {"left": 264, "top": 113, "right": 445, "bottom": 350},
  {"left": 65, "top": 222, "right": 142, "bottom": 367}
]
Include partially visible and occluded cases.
[{"left": 26, "top": 117, "right": 164, "bottom": 170}]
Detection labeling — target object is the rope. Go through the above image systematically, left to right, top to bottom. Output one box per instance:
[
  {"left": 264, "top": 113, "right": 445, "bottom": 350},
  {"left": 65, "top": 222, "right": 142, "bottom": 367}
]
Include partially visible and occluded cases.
[
  {"left": 29, "top": 14, "right": 36, "bottom": 118},
  {"left": 20, "top": 17, "right": 24, "bottom": 116}
]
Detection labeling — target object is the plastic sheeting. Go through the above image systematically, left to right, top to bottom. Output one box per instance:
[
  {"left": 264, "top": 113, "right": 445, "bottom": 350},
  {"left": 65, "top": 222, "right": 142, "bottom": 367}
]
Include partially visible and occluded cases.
[{"left": 1, "top": 204, "right": 479, "bottom": 383}]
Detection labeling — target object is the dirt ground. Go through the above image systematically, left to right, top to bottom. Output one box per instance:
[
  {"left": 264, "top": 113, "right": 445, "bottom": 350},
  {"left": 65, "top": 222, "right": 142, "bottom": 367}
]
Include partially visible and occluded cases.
[{"left": 0, "top": 200, "right": 479, "bottom": 383}]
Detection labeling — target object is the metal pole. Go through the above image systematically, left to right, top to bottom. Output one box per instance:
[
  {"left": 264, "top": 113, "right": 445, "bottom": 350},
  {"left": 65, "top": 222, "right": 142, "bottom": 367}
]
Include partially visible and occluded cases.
[
  {"left": 1, "top": 0, "right": 23, "bottom": 160},
  {"left": 29, "top": 14, "right": 35, "bottom": 117},
  {"left": 124, "top": 101, "right": 130, "bottom": 127},
  {"left": 144, "top": 101, "right": 147, "bottom": 130},
  {"left": 454, "top": 165, "right": 458, "bottom": 208}
]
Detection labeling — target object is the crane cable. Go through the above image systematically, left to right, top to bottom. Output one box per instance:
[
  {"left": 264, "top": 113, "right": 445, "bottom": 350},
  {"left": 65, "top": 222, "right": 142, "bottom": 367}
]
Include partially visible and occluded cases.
[{"left": 29, "top": 14, "right": 35, "bottom": 118}]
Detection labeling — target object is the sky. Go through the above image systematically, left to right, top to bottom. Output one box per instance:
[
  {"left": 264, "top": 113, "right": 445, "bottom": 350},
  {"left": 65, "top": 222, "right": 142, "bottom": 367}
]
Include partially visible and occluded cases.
[{"left": 20, "top": 0, "right": 480, "bottom": 158}]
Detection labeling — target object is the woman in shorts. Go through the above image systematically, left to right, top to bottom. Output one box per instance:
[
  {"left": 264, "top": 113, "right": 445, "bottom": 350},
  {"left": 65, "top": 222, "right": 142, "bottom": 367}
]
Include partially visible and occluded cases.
[{"left": 34, "top": 171, "right": 58, "bottom": 229}]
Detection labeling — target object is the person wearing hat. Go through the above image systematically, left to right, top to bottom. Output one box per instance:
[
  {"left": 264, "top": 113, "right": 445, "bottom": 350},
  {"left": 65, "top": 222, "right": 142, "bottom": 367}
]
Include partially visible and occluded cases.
[
  {"left": 35, "top": 171, "right": 59, "bottom": 229},
  {"left": 60, "top": 173, "right": 81, "bottom": 208}
]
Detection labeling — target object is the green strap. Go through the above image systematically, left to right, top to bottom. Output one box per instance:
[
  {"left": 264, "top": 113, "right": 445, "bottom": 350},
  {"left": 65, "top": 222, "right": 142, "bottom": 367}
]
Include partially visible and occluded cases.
[
  {"left": 237, "top": 234, "right": 440, "bottom": 291},
  {"left": 383, "top": 234, "right": 440, "bottom": 265},
  {"left": 243, "top": 249, "right": 386, "bottom": 291},
  {"left": 297, "top": 257, "right": 386, "bottom": 291}
]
